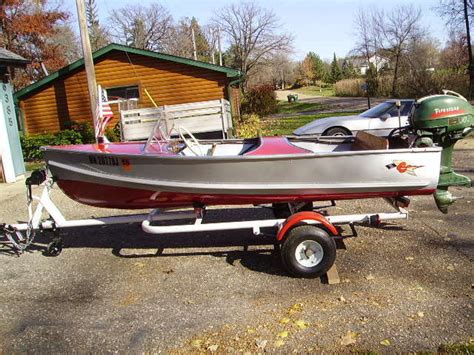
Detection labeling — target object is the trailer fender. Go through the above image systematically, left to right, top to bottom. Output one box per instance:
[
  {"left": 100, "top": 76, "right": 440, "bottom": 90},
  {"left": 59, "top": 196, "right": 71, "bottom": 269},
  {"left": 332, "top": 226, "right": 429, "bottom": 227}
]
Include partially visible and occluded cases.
[{"left": 277, "top": 211, "right": 339, "bottom": 241}]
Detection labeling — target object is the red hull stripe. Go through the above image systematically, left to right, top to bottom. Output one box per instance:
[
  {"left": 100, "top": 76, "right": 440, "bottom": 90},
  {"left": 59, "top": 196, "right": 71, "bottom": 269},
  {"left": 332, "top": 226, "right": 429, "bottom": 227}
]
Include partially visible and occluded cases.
[
  {"left": 430, "top": 109, "right": 465, "bottom": 119},
  {"left": 56, "top": 180, "right": 436, "bottom": 210}
]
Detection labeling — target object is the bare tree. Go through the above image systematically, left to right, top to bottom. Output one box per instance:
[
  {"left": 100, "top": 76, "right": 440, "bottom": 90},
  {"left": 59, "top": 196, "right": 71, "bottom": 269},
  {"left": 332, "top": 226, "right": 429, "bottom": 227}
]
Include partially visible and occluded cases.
[
  {"left": 438, "top": 0, "right": 474, "bottom": 98},
  {"left": 213, "top": 2, "right": 292, "bottom": 89},
  {"left": 108, "top": 3, "right": 173, "bottom": 51},
  {"left": 373, "top": 5, "right": 423, "bottom": 97},
  {"left": 353, "top": 8, "right": 377, "bottom": 63},
  {"left": 165, "top": 17, "right": 211, "bottom": 61},
  {"left": 51, "top": 23, "right": 81, "bottom": 62},
  {"left": 440, "top": 30, "right": 469, "bottom": 72}
]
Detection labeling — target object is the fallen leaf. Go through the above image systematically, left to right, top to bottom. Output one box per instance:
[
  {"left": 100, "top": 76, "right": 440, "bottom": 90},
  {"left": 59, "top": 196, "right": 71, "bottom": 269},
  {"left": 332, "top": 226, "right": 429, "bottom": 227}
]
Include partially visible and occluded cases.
[
  {"left": 405, "top": 256, "right": 414, "bottom": 261},
  {"left": 447, "top": 264, "right": 455, "bottom": 271},
  {"left": 365, "top": 274, "right": 375, "bottom": 281},
  {"left": 338, "top": 296, "right": 346, "bottom": 302},
  {"left": 288, "top": 303, "right": 303, "bottom": 314},
  {"left": 417, "top": 311, "right": 425, "bottom": 318},
  {"left": 279, "top": 317, "right": 291, "bottom": 325},
  {"left": 294, "top": 319, "right": 309, "bottom": 330},
  {"left": 247, "top": 328, "right": 256, "bottom": 334},
  {"left": 278, "top": 331, "right": 289, "bottom": 338},
  {"left": 340, "top": 331, "right": 358, "bottom": 346},
  {"left": 191, "top": 339, "right": 203, "bottom": 348},
  {"left": 255, "top": 339, "right": 268, "bottom": 349},
  {"left": 380, "top": 339, "right": 391, "bottom": 346},
  {"left": 274, "top": 340, "right": 285, "bottom": 348},
  {"left": 208, "top": 344, "right": 219, "bottom": 352}
]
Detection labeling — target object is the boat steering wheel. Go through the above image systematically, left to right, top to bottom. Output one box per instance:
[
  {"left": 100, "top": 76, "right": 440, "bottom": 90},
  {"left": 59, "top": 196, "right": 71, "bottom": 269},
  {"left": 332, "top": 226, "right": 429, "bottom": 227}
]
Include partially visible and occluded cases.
[{"left": 178, "top": 126, "right": 204, "bottom": 156}]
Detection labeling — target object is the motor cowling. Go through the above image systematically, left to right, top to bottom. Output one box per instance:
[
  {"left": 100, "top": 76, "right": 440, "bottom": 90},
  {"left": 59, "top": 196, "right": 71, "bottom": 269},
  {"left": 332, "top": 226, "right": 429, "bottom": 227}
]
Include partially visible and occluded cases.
[{"left": 410, "top": 90, "right": 473, "bottom": 213}]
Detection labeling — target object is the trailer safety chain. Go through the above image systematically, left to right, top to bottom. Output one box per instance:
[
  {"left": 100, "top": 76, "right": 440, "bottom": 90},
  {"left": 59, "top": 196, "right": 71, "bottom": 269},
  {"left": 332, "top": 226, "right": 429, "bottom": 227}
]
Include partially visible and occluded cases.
[{"left": 1, "top": 222, "right": 35, "bottom": 254}]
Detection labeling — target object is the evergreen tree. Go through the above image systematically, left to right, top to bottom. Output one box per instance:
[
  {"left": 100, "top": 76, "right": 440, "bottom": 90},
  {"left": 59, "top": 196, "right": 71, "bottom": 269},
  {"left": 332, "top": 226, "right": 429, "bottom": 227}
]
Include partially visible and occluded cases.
[
  {"left": 86, "top": 0, "right": 110, "bottom": 51},
  {"left": 190, "top": 17, "right": 211, "bottom": 62},
  {"left": 329, "top": 53, "right": 342, "bottom": 83},
  {"left": 341, "top": 59, "right": 357, "bottom": 79},
  {"left": 366, "top": 62, "right": 378, "bottom": 97}
]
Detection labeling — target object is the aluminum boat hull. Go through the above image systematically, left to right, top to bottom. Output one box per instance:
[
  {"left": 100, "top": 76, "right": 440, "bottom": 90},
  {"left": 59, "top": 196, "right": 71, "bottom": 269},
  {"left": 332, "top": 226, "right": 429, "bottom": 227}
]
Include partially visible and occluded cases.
[{"left": 43, "top": 140, "right": 442, "bottom": 209}]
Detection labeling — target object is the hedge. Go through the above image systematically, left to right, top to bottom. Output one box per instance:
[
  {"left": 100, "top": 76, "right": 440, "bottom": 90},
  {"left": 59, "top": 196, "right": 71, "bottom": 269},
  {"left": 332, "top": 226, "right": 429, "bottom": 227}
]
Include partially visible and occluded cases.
[{"left": 21, "top": 121, "right": 121, "bottom": 161}]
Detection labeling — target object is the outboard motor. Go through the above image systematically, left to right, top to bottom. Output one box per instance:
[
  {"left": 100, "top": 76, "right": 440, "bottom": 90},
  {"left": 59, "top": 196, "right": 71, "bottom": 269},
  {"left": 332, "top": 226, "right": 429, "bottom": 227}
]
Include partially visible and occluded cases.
[{"left": 410, "top": 90, "right": 473, "bottom": 213}]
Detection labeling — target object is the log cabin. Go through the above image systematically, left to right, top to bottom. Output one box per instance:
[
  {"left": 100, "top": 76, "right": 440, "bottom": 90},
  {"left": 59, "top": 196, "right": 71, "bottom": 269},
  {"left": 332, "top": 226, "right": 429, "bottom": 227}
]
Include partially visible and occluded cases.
[{"left": 14, "top": 43, "right": 241, "bottom": 136}]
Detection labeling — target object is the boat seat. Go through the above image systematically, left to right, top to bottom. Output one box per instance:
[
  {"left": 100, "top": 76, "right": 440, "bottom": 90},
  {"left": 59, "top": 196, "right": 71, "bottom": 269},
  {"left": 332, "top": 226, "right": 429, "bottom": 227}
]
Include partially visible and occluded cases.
[
  {"left": 352, "top": 131, "right": 389, "bottom": 151},
  {"left": 244, "top": 137, "right": 311, "bottom": 156}
]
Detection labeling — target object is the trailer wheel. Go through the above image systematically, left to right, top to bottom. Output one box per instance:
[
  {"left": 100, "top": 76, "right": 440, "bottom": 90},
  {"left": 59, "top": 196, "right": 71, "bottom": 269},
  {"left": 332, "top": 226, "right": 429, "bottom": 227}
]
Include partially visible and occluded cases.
[
  {"left": 281, "top": 225, "right": 336, "bottom": 278},
  {"left": 45, "top": 239, "right": 63, "bottom": 257}
]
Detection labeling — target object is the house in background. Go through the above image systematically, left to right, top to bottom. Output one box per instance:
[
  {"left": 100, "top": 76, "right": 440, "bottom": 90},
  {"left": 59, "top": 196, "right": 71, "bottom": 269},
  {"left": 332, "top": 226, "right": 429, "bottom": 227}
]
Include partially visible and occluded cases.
[
  {"left": 14, "top": 43, "right": 241, "bottom": 136},
  {"left": 351, "top": 54, "right": 390, "bottom": 75}
]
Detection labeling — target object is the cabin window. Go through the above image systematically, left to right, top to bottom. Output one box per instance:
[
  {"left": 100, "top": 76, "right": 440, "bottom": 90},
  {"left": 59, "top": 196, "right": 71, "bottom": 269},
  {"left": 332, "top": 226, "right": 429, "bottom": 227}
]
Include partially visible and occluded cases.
[{"left": 106, "top": 85, "right": 140, "bottom": 101}]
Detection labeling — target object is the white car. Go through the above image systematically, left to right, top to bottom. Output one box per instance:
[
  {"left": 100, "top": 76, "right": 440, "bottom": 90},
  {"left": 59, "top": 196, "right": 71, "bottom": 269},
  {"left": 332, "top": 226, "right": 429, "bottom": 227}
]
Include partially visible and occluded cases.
[{"left": 293, "top": 100, "right": 415, "bottom": 137}]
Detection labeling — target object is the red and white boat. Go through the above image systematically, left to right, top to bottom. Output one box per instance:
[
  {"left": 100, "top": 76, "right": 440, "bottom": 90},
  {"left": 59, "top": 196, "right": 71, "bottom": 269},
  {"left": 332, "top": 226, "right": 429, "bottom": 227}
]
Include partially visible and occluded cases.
[{"left": 42, "top": 122, "right": 441, "bottom": 210}]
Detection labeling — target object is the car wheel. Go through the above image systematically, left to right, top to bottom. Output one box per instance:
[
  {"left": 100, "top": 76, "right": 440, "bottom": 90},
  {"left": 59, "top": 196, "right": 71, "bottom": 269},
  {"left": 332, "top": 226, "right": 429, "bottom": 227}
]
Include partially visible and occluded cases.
[{"left": 324, "top": 127, "right": 351, "bottom": 136}]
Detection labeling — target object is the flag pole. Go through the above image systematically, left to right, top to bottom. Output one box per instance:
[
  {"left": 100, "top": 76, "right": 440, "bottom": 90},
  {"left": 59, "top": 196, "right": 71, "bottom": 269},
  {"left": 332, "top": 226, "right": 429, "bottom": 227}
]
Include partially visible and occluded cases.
[{"left": 76, "top": 0, "right": 100, "bottom": 142}]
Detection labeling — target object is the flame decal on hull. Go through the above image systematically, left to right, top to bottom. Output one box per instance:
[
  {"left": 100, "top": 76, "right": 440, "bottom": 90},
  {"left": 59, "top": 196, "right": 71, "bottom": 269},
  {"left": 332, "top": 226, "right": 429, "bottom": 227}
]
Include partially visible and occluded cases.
[{"left": 386, "top": 160, "right": 424, "bottom": 176}]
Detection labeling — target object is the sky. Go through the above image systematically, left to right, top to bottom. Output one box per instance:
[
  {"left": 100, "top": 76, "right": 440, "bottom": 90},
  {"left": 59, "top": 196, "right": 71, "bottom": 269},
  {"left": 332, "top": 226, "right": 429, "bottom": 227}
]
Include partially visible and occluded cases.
[{"left": 63, "top": 0, "right": 449, "bottom": 61}]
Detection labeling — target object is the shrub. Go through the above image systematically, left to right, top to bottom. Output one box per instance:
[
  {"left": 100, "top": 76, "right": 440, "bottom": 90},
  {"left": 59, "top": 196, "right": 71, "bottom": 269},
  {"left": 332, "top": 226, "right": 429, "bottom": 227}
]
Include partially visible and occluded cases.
[
  {"left": 334, "top": 78, "right": 366, "bottom": 97},
  {"left": 241, "top": 84, "right": 278, "bottom": 116},
  {"left": 235, "top": 113, "right": 262, "bottom": 138},
  {"left": 65, "top": 121, "right": 96, "bottom": 143},
  {"left": 105, "top": 122, "right": 122, "bottom": 142},
  {"left": 21, "top": 130, "right": 83, "bottom": 161},
  {"left": 21, "top": 133, "right": 56, "bottom": 161}
]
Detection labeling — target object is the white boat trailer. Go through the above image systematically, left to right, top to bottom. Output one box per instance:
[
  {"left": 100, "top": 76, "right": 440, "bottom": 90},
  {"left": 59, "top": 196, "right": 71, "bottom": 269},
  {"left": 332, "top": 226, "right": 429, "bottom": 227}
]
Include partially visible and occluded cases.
[{"left": 1, "top": 177, "right": 409, "bottom": 279}]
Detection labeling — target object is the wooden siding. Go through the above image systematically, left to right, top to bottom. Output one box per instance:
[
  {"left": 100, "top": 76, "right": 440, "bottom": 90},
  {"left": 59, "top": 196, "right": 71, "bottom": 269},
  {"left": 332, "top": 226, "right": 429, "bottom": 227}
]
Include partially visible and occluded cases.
[{"left": 20, "top": 51, "right": 231, "bottom": 135}]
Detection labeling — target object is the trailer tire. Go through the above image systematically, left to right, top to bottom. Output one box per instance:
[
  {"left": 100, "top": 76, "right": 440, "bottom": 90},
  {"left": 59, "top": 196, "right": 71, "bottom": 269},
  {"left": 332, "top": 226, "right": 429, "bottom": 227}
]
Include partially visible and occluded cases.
[
  {"left": 281, "top": 225, "right": 336, "bottom": 278},
  {"left": 45, "top": 240, "right": 63, "bottom": 257}
]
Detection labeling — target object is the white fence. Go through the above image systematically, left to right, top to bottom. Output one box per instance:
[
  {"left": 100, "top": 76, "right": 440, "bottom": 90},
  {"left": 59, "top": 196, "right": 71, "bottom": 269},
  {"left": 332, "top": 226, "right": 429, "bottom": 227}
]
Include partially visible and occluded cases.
[{"left": 120, "top": 99, "right": 232, "bottom": 141}]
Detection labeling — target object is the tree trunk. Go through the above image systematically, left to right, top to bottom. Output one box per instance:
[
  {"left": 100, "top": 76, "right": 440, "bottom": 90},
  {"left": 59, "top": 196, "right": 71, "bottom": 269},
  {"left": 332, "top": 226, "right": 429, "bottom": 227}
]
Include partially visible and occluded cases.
[
  {"left": 464, "top": 0, "right": 474, "bottom": 99},
  {"left": 391, "top": 54, "right": 400, "bottom": 97}
]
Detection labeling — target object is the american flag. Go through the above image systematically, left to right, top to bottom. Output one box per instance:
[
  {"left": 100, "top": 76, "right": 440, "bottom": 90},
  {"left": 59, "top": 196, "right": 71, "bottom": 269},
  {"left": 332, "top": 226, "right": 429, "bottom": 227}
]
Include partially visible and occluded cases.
[{"left": 96, "top": 88, "right": 113, "bottom": 137}]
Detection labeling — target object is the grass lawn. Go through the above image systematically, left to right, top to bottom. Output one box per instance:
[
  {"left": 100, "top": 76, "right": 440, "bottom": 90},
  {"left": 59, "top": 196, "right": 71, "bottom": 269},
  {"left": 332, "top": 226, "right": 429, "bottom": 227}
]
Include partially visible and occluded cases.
[
  {"left": 292, "top": 85, "right": 335, "bottom": 97},
  {"left": 277, "top": 101, "right": 326, "bottom": 114},
  {"left": 262, "top": 111, "right": 362, "bottom": 136}
]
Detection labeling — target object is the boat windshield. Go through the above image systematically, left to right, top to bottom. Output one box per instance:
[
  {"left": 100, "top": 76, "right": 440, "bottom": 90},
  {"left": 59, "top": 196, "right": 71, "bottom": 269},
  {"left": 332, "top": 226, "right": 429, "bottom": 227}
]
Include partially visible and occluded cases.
[{"left": 144, "top": 119, "right": 176, "bottom": 153}]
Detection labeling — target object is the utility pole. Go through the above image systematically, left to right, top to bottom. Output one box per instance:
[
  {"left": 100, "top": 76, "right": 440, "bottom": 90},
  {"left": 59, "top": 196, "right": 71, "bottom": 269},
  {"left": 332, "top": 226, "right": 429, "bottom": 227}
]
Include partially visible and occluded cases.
[
  {"left": 76, "top": 0, "right": 99, "bottom": 140},
  {"left": 463, "top": 0, "right": 473, "bottom": 99},
  {"left": 191, "top": 27, "right": 197, "bottom": 61},
  {"left": 217, "top": 27, "right": 223, "bottom": 66},
  {"left": 210, "top": 28, "right": 216, "bottom": 64}
]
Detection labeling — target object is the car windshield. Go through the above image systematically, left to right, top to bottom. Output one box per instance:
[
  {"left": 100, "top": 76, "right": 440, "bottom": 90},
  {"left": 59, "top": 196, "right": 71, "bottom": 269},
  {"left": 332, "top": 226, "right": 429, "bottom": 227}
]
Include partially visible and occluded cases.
[
  {"left": 360, "top": 101, "right": 413, "bottom": 118},
  {"left": 360, "top": 102, "right": 394, "bottom": 118}
]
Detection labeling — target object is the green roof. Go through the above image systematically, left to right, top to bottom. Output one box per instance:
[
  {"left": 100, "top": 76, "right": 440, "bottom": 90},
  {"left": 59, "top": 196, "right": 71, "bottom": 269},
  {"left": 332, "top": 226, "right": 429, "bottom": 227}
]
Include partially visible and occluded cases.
[{"left": 14, "top": 43, "right": 241, "bottom": 100}]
